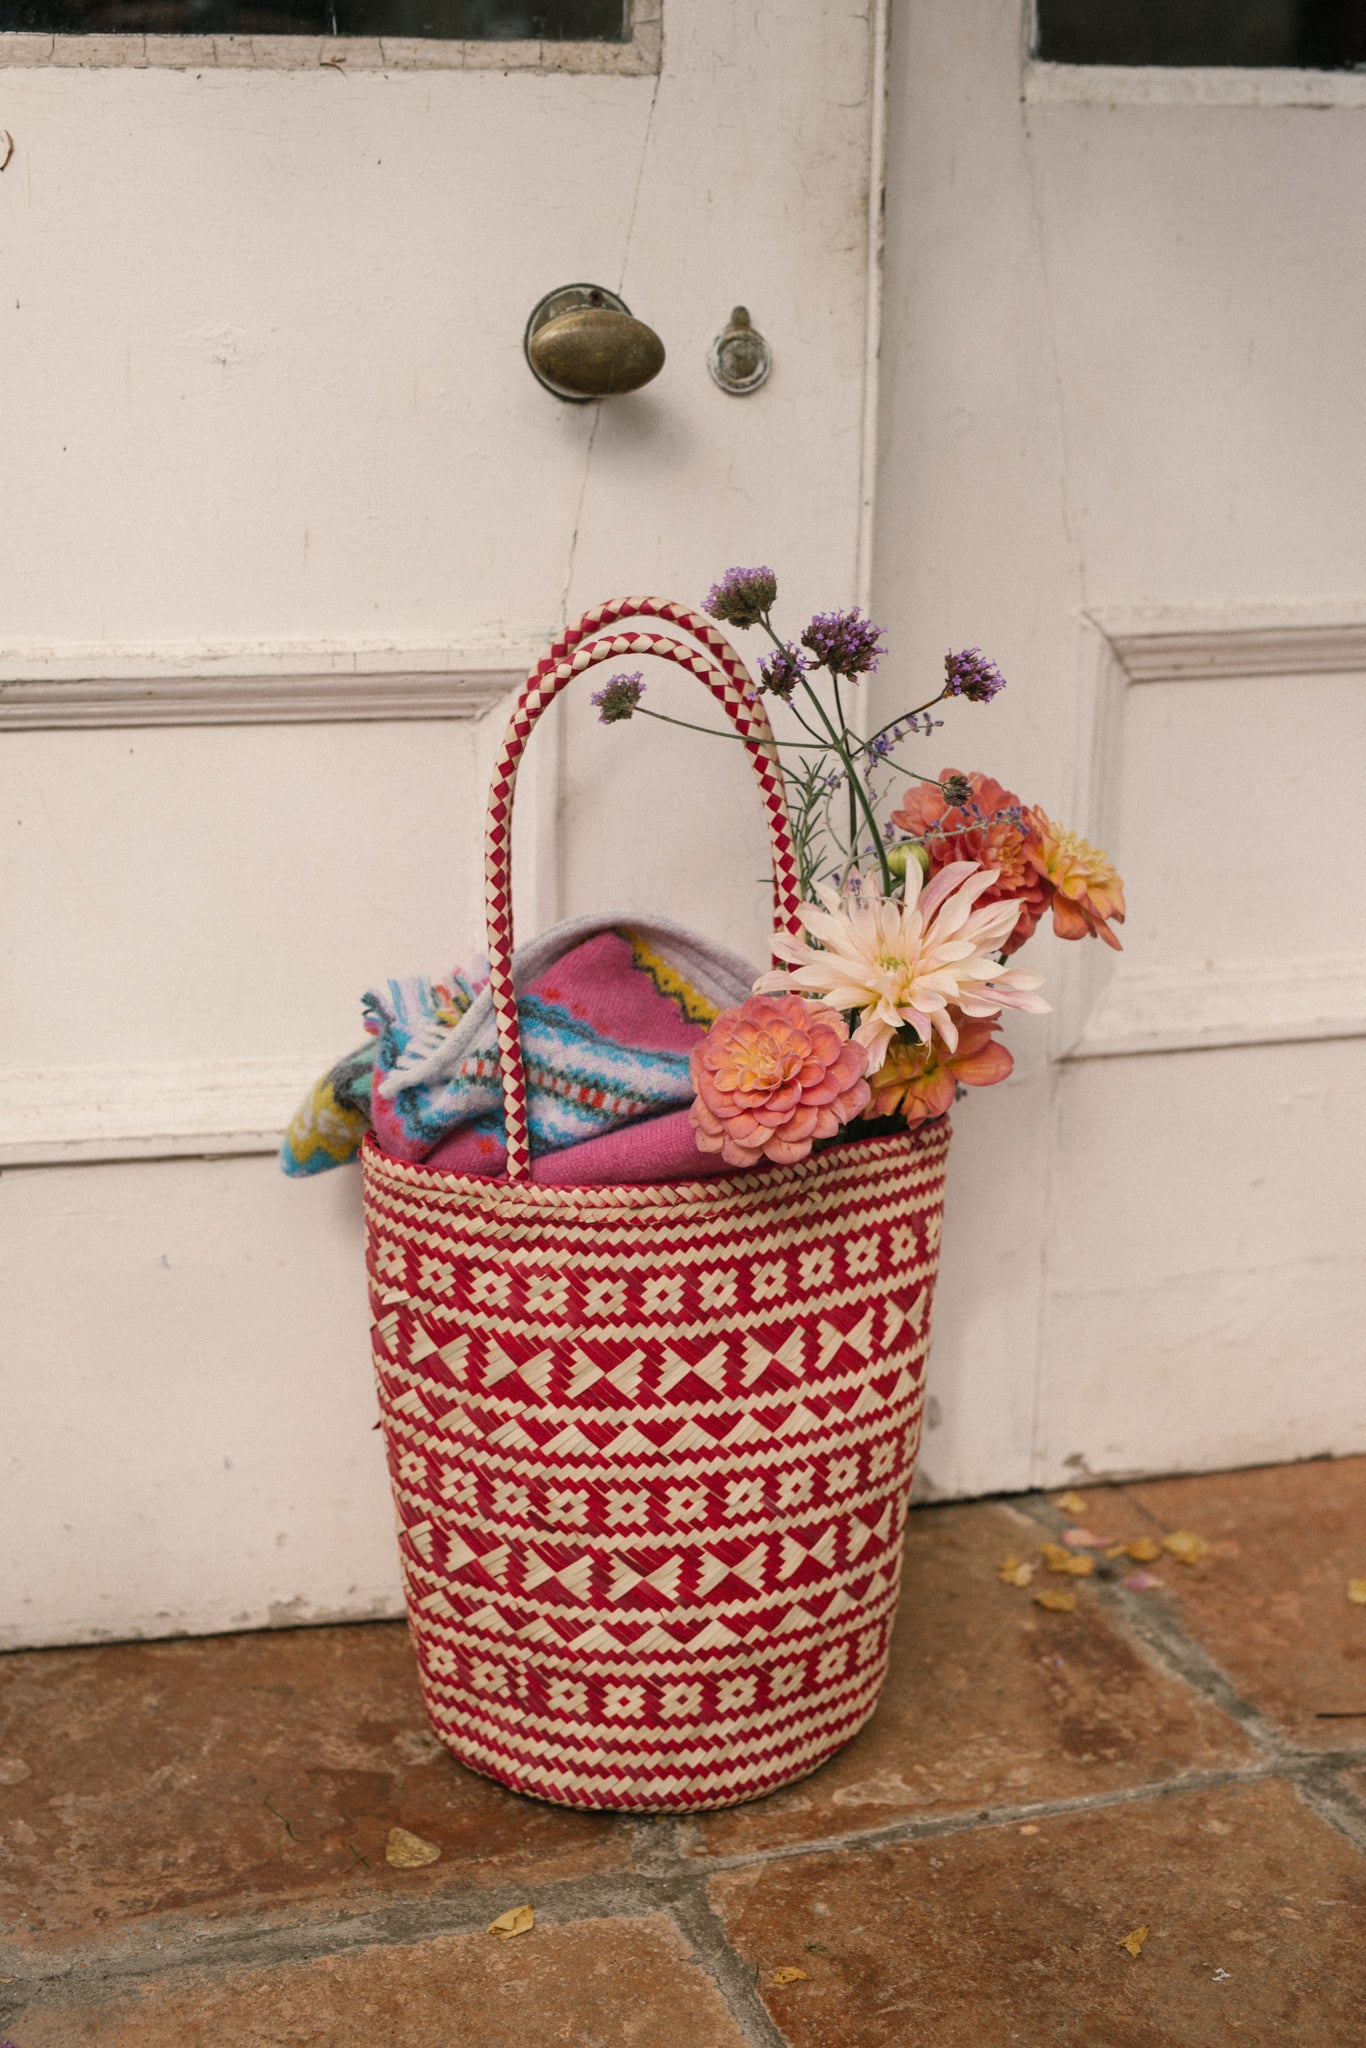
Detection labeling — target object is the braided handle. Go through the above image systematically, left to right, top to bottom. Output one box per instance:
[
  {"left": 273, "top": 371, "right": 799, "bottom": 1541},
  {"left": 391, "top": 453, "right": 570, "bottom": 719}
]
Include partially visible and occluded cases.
[{"left": 484, "top": 598, "right": 802, "bottom": 1183}]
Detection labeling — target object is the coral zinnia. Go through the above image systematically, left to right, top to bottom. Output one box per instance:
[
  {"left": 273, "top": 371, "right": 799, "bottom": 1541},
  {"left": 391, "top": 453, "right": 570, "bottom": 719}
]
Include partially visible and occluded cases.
[
  {"left": 888, "top": 770, "right": 1051, "bottom": 956},
  {"left": 1025, "top": 810, "right": 1126, "bottom": 950},
  {"left": 755, "top": 864, "right": 1049, "bottom": 1071},
  {"left": 689, "top": 993, "right": 870, "bottom": 1169},
  {"left": 869, "top": 1016, "right": 1014, "bottom": 1129}
]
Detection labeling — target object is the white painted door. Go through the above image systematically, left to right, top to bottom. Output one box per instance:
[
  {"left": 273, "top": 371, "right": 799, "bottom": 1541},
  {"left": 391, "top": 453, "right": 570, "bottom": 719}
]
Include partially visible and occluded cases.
[
  {"left": 881, "top": 0, "right": 1366, "bottom": 1500},
  {"left": 0, "top": 3, "right": 887, "bottom": 1647}
]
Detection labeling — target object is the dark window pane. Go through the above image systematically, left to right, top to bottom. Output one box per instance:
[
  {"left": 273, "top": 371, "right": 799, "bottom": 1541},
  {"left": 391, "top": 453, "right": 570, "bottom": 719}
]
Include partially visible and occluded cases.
[
  {"left": 0, "top": 0, "right": 625, "bottom": 34},
  {"left": 1037, "top": 0, "right": 1366, "bottom": 68}
]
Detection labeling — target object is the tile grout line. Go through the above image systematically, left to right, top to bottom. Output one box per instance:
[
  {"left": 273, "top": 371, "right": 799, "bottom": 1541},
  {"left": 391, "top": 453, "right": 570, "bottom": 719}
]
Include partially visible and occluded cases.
[
  {"left": 670, "top": 1756, "right": 1322, "bottom": 1875},
  {"left": 1292, "top": 1761, "right": 1366, "bottom": 1855},
  {"left": 633, "top": 1813, "right": 794, "bottom": 2045},
  {"left": 0, "top": 1873, "right": 665, "bottom": 2011},
  {"left": 665, "top": 1888, "right": 792, "bottom": 2048}
]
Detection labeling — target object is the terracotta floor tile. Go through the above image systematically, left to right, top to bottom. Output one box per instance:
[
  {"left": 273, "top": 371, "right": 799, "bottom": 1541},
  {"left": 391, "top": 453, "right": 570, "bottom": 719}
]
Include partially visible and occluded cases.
[
  {"left": 1068, "top": 1458, "right": 1366, "bottom": 1749},
  {"left": 681, "top": 1501, "right": 1250, "bottom": 1860},
  {"left": 0, "top": 1623, "right": 626, "bottom": 1950},
  {"left": 710, "top": 1777, "right": 1366, "bottom": 2048},
  {"left": 3, "top": 1912, "right": 747, "bottom": 2048}
]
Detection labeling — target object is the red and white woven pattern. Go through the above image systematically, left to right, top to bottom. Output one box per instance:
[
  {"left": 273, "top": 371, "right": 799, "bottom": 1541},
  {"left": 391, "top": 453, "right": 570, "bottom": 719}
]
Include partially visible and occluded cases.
[
  {"left": 484, "top": 599, "right": 803, "bottom": 1183},
  {"left": 363, "top": 1122, "right": 949, "bottom": 1812}
]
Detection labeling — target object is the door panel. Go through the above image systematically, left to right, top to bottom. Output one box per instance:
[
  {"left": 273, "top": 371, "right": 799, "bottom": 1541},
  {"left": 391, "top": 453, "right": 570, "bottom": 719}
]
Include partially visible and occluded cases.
[
  {"left": 879, "top": 0, "right": 1366, "bottom": 1498},
  {"left": 0, "top": 1, "right": 884, "bottom": 1645}
]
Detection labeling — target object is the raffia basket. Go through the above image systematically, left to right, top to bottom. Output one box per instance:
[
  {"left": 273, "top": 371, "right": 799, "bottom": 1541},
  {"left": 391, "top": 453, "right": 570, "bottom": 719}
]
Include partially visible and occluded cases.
[{"left": 362, "top": 598, "right": 949, "bottom": 1811}]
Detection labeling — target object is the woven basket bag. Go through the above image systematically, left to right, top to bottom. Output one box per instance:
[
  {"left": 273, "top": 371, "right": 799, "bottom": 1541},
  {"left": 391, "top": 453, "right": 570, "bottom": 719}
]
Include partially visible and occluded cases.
[{"left": 362, "top": 598, "right": 951, "bottom": 1813}]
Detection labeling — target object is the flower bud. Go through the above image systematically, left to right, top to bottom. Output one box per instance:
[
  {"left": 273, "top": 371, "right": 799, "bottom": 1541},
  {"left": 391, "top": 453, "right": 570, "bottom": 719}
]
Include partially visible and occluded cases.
[{"left": 886, "top": 841, "right": 930, "bottom": 881}]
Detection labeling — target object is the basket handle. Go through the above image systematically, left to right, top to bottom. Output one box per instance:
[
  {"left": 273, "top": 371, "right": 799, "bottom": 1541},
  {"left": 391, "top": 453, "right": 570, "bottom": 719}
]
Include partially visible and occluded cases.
[{"left": 485, "top": 597, "right": 802, "bottom": 1183}]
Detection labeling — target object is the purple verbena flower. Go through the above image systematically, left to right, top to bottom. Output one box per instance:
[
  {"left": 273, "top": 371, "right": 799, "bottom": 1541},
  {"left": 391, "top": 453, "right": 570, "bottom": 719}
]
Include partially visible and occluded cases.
[
  {"left": 702, "top": 565, "right": 777, "bottom": 629},
  {"left": 801, "top": 607, "right": 886, "bottom": 679},
  {"left": 758, "top": 642, "right": 807, "bottom": 700},
  {"left": 944, "top": 646, "right": 1006, "bottom": 702},
  {"left": 592, "top": 671, "right": 645, "bottom": 723}
]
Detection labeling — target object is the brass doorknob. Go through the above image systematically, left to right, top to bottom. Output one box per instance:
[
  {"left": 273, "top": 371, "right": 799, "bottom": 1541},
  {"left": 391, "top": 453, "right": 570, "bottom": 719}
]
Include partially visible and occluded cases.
[{"left": 524, "top": 284, "right": 665, "bottom": 402}]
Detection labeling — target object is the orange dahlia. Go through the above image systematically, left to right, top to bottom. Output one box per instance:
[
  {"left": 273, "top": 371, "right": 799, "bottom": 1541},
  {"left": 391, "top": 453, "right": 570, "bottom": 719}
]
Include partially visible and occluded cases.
[
  {"left": 888, "top": 770, "right": 1051, "bottom": 955},
  {"left": 1025, "top": 810, "right": 1126, "bottom": 950},
  {"left": 689, "top": 993, "right": 871, "bottom": 1169},
  {"left": 869, "top": 1015, "right": 1014, "bottom": 1129}
]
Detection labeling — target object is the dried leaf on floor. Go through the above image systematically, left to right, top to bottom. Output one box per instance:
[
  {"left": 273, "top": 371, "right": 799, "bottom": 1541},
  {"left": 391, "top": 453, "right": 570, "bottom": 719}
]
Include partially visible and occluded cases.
[
  {"left": 1054, "top": 1491, "right": 1089, "bottom": 1517},
  {"left": 1062, "top": 1528, "right": 1107, "bottom": 1549},
  {"left": 1162, "top": 1531, "right": 1209, "bottom": 1566},
  {"left": 1125, "top": 1538, "right": 1162, "bottom": 1563},
  {"left": 1040, "top": 1543, "right": 1094, "bottom": 1577},
  {"left": 998, "top": 1555, "right": 1036, "bottom": 1587},
  {"left": 1122, "top": 1570, "right": 1162, "bottom": 1593},
  {"left": 1348, "top": 1579, "right": 1366, "bottom": 1606},
  {"left": 1033, "top": 1588, "right": 1077, "bottom": 1613},
  {"left": 385, "top": 1826, "right": 441, "bottom": 1868},
  {"left": 487, "top": 1903, "right": 535, "bottom": 1940},
  {"left": 1118, "top": 1926, "right": 1150, "bottom": 1959},
  {"left": 771, "top": 1966, "right": 809, "bottom": 1985}
]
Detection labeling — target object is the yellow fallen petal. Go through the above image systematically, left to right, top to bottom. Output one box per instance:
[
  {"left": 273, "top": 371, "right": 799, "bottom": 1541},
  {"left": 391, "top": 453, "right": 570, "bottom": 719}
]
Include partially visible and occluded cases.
[
  {"left": 1055, "top": 1491, "right": 1089, "bottom": 1517},
  {"left": 1162, "top": 1531, "right": 1209, "bottom": 1566},
  {"left": 1126, "top": 1538, "right": 1162, "bottom": 1563},
  {"left": 1040, "top": 1543, "right": 1093, "bottom": 1577},
  {"left": 1105, "top": 1544, "right": 1129, "bottom": 1560},
  {"left": 998, "top": 1557, "right": 1036, "bottom": 1587},
  {"left": 1348, "top": 1579, "right": 1366, "bottom": 1606},
  {"left": 1033, "top": 1588, "right": 1076, "bottom": 1613},
  {"left": 385, "top": 1826, "right": 441, "bottom": 1868},
  {"left": 487, "top": 1903, "right": 535, "bottom": 1940},
  {"left": 1118, "top": 1926, "right": 1150, "bottom": 1959},
  {"left": 771, "top": 1966, "right": 809, "bottom": 1986}
]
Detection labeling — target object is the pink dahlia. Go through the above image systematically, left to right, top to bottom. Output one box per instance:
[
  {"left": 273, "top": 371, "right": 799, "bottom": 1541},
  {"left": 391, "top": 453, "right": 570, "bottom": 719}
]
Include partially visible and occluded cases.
[
  {"left": 888, "top": 769, "right": 1051, "bottom": 956},
  {"left": 689, "top": 993, "right": 871, "bottom": 1169}
]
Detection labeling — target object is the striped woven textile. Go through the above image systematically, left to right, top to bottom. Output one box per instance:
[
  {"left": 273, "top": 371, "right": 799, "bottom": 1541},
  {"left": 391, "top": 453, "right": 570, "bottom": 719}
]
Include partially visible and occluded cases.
[{"left": 363, "top": 1121, "right": 949, "bottom": 1812}]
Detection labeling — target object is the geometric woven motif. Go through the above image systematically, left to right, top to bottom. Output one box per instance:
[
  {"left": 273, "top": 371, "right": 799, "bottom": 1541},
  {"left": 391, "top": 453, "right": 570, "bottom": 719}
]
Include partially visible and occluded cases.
[{"left": 363, "top": 1119, "right": 950, "bottom": 1813}]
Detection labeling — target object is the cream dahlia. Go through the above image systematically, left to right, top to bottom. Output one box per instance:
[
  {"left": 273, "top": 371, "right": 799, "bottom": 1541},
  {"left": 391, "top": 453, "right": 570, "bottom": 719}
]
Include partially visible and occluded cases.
[
  {"left": 755, "top": 863, "right": 1049, "bottom": 1069},
  {"left": 689, "top": 993, "right": 870, "bottom": 1169}
]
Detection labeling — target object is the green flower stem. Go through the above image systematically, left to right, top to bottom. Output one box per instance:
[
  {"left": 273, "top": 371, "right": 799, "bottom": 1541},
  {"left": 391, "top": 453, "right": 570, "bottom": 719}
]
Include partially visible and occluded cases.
[
  {"left": 755, "top": 609, "right": 893, "bottom": 893},
  {"left": 754, "top": 614, "right": 835, "bottom": 745},
  {"left": 797, "top": 675, "right": 895, "bottom": 893},
  {"left": 832, "top": 676, "right": 861, "bottom": 865},
  {"left": 862, "top": 689, "right": 950, "bottom": 753},
  {"left": 634, "top": 708, "right": 835, "bottom": 753}
]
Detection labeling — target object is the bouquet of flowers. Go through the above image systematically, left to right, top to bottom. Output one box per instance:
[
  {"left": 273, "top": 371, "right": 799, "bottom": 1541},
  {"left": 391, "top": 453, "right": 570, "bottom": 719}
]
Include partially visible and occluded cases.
[{"left": 596, "top": 564, "right": 1126, "bottom": 1170}]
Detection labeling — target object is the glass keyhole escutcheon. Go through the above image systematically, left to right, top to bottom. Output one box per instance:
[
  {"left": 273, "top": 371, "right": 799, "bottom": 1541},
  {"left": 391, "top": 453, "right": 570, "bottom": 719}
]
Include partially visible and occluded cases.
[{"left": 708, "top": 307, "right": 772, "bottom": 395}]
